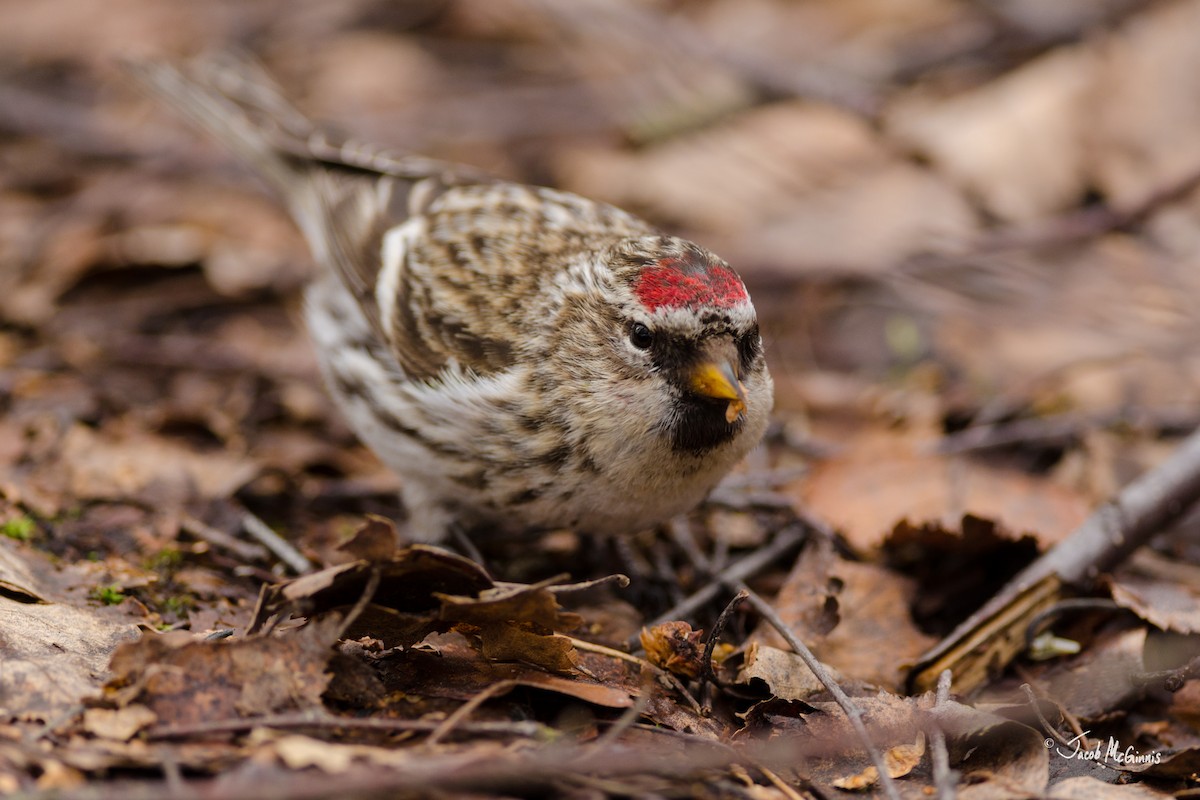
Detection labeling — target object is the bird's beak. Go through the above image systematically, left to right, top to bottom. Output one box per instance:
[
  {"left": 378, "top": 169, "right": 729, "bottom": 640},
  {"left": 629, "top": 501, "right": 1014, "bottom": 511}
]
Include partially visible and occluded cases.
[{"left": 689, "top": 359, "right": 748, "bottom": 424}]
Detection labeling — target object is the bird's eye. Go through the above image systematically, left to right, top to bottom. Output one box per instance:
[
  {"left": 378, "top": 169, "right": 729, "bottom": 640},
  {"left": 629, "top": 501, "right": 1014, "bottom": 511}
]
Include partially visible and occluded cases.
[
  {"left": 629, "top": 322, "right": 654, "bottom": 350},
  {"left": 738, "top": 326, "right": 762, "bottom": 365}
]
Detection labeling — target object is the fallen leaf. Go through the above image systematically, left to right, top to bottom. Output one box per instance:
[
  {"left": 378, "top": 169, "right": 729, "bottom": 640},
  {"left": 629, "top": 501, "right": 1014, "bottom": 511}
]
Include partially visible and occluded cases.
[
  {"left": 888, "top": 46, "right": 1095, "bottom": 222},
  {"left": 796, "top": 430, "right": 1090, "bottom": 554},
  {"left": 336, "top": 515, "right": 400, "bottom": 563},
  {"left": 749, "top": 536, "right": 937, "bottom": 691},
  {"left": 0, "top": 542, "right": 139, "bottom": 718},
  {"left": 1107, "top": 550, "right": 1200, "bottom": 634},
  {"left": 438, "top": 578, "right": 584, "bottom": 674},
  {"left": 106, "top": 617, "right": 341, "bottom": 727},
  {"left": 641, "top": 621, "right": 705, "bottom": 679},
  {"left": 389, "top": 633, "right": 633, "bottom": 710},
  {"left": 736, "top": 642, "right": 828, "bottom": 702},
  {"left": 80, "top": 706, "right": 157, "bottom": 742}
]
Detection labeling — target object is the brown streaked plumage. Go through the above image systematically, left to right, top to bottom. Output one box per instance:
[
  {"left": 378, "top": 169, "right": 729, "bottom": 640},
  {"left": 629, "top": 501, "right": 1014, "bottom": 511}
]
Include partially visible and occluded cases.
[{"left": 133, "top": 55, "right": 774, "bottom": 542}]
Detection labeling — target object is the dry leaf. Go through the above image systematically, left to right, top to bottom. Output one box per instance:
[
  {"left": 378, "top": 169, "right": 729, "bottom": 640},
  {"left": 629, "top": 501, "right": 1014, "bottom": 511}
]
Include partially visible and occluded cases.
[
  {"left": 750, "top": 536, "right": 936, "bottom": 691},
  {"left": 106, "top": 618, "right": 341, "bottom": 726},
  {"left": 640, "top": 621, "right": 705, "bottom": 679},
  {"left": 80, "top": 706, "right": 158, "bottom": 742}
]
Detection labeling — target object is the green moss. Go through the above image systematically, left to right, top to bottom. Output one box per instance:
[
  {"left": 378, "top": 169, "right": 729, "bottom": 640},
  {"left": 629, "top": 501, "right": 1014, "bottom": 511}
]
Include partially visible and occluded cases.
[
  {"left": 1, "top": 515, "right": 36, "bottom": 541},
  {"left": 147, "top": 548, "right": 185, "bottom": 572},
  {"left": 91, "top": 584, "right": 126, "bottom": 605},
  {"left": 161, "top": 594, "right": 194, "bottom": 617}
]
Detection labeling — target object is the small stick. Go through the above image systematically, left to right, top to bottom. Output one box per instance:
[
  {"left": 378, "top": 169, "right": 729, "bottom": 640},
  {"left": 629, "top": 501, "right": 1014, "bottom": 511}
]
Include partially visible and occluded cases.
[
  {"left": 912, "top": 425, "right": 1200, "bottom": 692},
  {"left": 241, "top": 510, "right": 313, "bottom": 574},
  {"left": 180, "top": 516, "right": 269, "bottom": 562},
  {"left": 634, "top": 522, "right": 807, "bottom": 644},
  {"left": 334, "top": 566, "right": 381, "bottom": 641},
  {"left": 736, "top": 584, "right": 901, "bottom": 800},
  {"left": 699, "top": 590, "right": 747, "bottom": 707},
  {"left": 569, "top": 636, "right": 705, "bottom": 716},
  {"left": 930, "top": 670, "right": 956, "bottom": 800},
  {"left": 426, "top": 680, "right": 518, "bottom": 747},
  {"left": 591, "top": 682, "right": 652, "bottom": 749},
  {"left": 1019, "top": 683, "right": 1074, "bottom": 750},
  {"left": 147, "top": 710, "right": 550, "bottom": 740},
  {"left": 758, "top": 765, "right": 806, "bottom": 800}
]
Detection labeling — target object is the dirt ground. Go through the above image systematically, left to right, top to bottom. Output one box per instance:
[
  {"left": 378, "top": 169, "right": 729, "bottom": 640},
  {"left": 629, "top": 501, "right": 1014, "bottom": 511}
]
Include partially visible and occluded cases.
[{"left": 5, "top": 0, "right": 1200, "bottom": 797}]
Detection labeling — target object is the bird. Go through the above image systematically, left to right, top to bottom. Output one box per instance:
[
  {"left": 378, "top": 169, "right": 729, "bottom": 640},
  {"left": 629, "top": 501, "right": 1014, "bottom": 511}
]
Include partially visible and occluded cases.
[{"left": 132, "top": 54, "right": 773, "bottom": 543}]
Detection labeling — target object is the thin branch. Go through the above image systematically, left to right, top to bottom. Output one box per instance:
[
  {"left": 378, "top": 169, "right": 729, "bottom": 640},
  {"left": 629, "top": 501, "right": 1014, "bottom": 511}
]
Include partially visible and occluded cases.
[
  {"left": 936, "top": 408, "right": 1200, "bottom": 456},
  {"left": 912, "top": 425, "right": 1200, "bottom": 693},
  {"left": 241, "top": 509, "right": 313, "bottom": 575},
  {"left": 181, "top": 515, "right": 269, "bottom": 562},
  {"left": 634, "top": 522, "right": 808, "bottom": 646},
  {"left": 333, "top": 566, "right": 381, "bottom": 642},
  {"left": 735, "top": 584, "right": 901, "bottom": 800},
  {"left": 699, "top": 590, "right": 747, "bottom": 707},
  {"left": 1023, "top": 598, "right": 1123, "bottom": 650},
  {"left": 569, "top": 636, "right": 705, "bottom": 716},
  {"left": 1136, "top": 654, "right": 1200, "bottom": 693},
  {"left": 930, "top": 670, "right": 956, "bottom": 800},
  {"left": 426, "top": 679, "right": 518, "bottom": 747},
  {"left": 591, "top": 679, "right": 652, "bottom": 749},
  {"left": 1019, "top": 683, "right": 1076, "bottom": 750},
  {"left": 146, "top": 711, "right": 551, "bottom": 741},
  {"left": 758, "top": 765, "right": 807, "bottom": 800}
]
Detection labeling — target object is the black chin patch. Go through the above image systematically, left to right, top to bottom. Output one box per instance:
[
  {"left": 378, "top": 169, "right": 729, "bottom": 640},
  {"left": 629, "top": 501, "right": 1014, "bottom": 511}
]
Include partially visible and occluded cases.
[{"left": 670, "top": 394, "right": 743, "bottom": 453}]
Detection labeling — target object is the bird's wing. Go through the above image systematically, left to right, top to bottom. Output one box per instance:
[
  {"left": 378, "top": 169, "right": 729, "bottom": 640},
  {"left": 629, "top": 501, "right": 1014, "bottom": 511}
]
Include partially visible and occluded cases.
[
  {"left": 130, "top": 54, "right": 653, "bottom": 379},
  {"left": 372, "top": 181, "right": 656, "bottom": 378}
]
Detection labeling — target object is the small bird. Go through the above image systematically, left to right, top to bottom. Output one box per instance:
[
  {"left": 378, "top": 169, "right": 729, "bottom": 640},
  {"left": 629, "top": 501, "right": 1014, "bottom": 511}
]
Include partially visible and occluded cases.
[{"left": 134, "top": 55, "right": 773, "bottom": 542}]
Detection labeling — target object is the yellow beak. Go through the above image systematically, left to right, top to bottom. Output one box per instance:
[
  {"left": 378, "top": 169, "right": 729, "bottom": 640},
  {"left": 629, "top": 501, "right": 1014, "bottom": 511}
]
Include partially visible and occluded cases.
[{"left": 689, "top": 361, "right": 748, "bottom": 424}]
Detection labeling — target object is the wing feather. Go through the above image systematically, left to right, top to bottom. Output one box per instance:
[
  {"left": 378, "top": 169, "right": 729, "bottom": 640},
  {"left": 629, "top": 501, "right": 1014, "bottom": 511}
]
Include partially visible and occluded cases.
[{"left": 130, "top": 54, "right": 653, "bottom": 380}]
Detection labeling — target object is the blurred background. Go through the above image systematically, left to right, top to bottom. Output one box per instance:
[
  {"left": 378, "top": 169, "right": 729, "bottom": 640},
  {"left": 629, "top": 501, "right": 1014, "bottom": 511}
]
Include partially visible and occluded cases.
[{"left": 3, "top": 0, "right": 1200, "bottom": 575}]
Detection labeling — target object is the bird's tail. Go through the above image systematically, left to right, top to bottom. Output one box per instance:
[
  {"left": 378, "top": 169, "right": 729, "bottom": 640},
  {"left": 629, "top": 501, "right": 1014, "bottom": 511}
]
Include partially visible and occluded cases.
[{"left": 126, "top": 52, "right": 316, "bottom": 202}]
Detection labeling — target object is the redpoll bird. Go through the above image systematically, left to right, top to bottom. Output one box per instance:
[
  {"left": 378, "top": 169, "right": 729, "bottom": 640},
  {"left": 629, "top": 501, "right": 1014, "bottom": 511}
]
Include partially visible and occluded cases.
[{"left": 134, "top": 56, "right": 773, "bottom": 542}]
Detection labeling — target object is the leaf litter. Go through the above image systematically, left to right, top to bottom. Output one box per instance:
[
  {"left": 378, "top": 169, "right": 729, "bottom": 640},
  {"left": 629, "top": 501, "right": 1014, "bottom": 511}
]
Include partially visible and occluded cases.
[{"left": 3, "top": 0, "right": 1200, "bottom": 797}]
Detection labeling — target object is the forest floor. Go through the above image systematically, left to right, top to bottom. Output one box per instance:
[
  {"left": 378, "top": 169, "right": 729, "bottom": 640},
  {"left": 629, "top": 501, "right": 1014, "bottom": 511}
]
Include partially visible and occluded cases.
[{"left": 5, "top": 0, "right": 1200, "bottom": 797}]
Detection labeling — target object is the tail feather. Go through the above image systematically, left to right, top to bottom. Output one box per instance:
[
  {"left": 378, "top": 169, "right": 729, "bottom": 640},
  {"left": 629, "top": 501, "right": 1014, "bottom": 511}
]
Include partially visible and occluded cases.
[
  {"left": 125, "top": 53, "right": 311, "bottom": 202},
  {"left": 128, "top": 53, "right": 491, "bottom": 345},
  {"left": 129, "top": 54, "right": 398, "bottom": 332}
]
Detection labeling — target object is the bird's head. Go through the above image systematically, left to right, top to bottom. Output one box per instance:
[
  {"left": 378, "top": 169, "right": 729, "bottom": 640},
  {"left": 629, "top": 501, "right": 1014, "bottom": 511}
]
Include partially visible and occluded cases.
[{"left": 584, "top": 236, "right": 773, "bottom": 455}]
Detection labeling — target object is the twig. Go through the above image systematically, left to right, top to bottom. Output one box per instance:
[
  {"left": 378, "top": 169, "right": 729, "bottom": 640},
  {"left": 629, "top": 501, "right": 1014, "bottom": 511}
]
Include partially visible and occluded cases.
[
  {"left": 890, "top": 1, "right": 1150, "bottom": 86},
  {"left": 964, "top": 157, "right": 1200, "bottom": 254},
  {"left": 936, "top": 408, "right": 1200, "bottom": 455},
  {"left": 935, "top": 414, "right": 1090, "bottom": 455},
  {"left": 911, "top": 425, "right": 1200, "bottom": 692},
  {"left": 706, "top": 488, "right": 794, "bottom": 511},
  {"left": 241, "top": 509, "right": 313, "bottom": 574},
  {"left": 181, "top": 515, "right": 269, "bottom": 562},
  {"left": 667, "top": 517, "right": 711, "bottom": 572},
  {"left": 634, "top": 522, "right": 808, "bottom": 645},
  {"left": 447, "top": 523, "right": 486, "bottom": 566},
  {"left": 334, "top": 566, "right": 381, "bottom": 641},
  {"left": 735, "top": 585, "right": 901, "bottom": 800},
  {"left": 699, "top": 590, "right": 747, "bottom": 706},
  {"left": 1023, "top": 598, "right": 1123, "bottom": 649},
  {"left": 568, "top": 636, "right": 705, "bottom": 716},
  {"left": 567, "top": 637, "right": 642, "bottom": 666},
  {"left": 1137, "top": 654, "right": 1200, "bottom": 693},
  {"left": 930, "top": 670, "right": 956, "bottom": 800},
  {"left": 426, "top": 679, "right": 518, "bottom": 747},
  {"left": 591, "top": 680, "right": 652, "bottom": 749},
  {"left": 1019, "top": 683, "right": 1075, "bottom": 750},
  {"left": 147, "top": 710, "right": 551, "bottom": 741},
  {"left": 23, "top": 727, "right": 836, "bottom": 800},
  {"left": 758, "top": 766, "right": 806, "bottom": 800}
]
